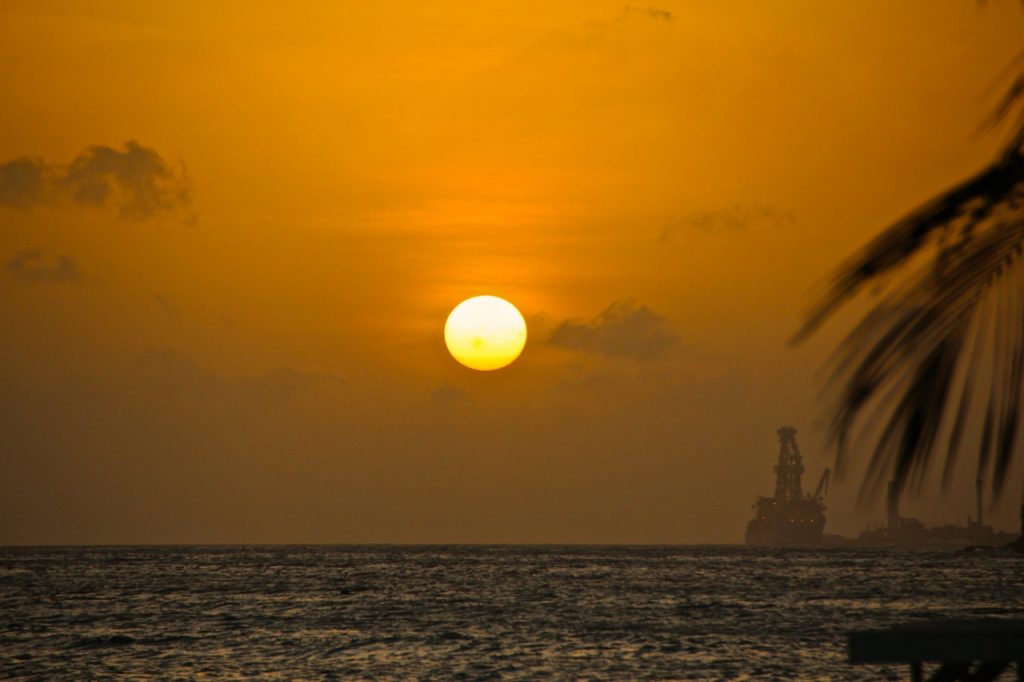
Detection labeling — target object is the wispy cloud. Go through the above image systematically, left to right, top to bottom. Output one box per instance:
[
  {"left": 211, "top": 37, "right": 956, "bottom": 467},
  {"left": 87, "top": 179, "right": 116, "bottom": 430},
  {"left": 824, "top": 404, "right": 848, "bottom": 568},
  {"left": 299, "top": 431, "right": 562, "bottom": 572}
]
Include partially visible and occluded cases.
[
  {"left": 588, "top": 5, "right": 676, "bottom": 28},
  {"left": 0, "top": 141, "right": 192, "bottom": 221},
  {"left": 660, "top": 205, "right": 796, "bottom": 241},
  {"left": 6, "top": 249, "right": 81, "bottom": 282},
  {"left": 548, "top": 299, "right": 676, "bottom": 360},
  {"left": 136, "top": 350, "right": 346, "bottom": 398}
]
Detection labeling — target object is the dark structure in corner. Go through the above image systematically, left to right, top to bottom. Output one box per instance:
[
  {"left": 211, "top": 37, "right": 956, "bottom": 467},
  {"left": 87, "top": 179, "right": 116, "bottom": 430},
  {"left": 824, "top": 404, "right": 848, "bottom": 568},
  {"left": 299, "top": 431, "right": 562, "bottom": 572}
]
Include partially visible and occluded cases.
[{"left": 745, "top": 426, "right": 830, "bottom": 547}]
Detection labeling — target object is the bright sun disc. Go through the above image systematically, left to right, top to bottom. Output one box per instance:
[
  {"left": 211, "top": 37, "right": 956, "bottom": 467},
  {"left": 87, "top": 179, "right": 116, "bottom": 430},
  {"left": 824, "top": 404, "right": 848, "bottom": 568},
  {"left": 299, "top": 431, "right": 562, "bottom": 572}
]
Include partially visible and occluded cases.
[{"left": 444, "top": 296, "right": 527, "bottom": 371}]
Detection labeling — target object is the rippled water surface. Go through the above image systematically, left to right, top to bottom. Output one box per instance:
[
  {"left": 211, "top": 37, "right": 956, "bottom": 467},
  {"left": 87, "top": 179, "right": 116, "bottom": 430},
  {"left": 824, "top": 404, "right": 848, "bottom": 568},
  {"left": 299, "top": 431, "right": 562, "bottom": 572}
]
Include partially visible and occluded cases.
[{"left": 1, "top": 545, "right": 1022, "bottom": 680}]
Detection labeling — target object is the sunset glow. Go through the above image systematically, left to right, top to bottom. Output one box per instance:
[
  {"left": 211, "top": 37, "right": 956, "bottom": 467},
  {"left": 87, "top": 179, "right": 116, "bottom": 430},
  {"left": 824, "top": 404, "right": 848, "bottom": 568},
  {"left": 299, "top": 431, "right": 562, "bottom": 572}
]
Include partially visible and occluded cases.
[{"left": 0, "top": 0, "right": 1021, "bottom": 545}]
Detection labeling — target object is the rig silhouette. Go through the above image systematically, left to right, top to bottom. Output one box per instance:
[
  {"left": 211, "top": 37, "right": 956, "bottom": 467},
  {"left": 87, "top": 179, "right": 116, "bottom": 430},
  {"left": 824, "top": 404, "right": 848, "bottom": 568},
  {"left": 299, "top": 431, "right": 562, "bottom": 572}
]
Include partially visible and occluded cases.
[
  {"left": 745, "top": 426, "right": 1022, "bottom": 548},
  {"left": 745, "top": 427, "right": 829, "bottom": 547}
]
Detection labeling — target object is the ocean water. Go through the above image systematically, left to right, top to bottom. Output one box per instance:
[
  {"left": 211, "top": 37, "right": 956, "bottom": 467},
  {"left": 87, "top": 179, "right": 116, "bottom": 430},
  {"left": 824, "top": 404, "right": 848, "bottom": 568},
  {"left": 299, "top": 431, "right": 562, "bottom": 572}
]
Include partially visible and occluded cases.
[{"left": 1, "top": 545, "right": 1022, "bottom": 680}]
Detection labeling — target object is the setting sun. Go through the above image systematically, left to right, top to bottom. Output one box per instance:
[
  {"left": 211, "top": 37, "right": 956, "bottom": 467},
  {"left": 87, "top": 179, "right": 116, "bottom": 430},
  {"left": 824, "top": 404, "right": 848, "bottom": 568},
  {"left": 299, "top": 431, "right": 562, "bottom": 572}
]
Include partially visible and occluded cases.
[{"left": 444, "top": 296, "right": 527, "bottom": 371}]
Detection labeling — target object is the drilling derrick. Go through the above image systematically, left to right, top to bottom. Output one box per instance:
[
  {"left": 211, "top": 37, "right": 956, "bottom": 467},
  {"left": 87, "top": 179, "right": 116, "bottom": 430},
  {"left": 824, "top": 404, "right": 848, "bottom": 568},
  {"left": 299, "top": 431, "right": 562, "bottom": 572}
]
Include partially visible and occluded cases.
[
  {"left": 773, "top": 426, "right": 804, "bottom": 501},
  {"left": 745, "top": 427, "right": 827, "bottom": 547}
]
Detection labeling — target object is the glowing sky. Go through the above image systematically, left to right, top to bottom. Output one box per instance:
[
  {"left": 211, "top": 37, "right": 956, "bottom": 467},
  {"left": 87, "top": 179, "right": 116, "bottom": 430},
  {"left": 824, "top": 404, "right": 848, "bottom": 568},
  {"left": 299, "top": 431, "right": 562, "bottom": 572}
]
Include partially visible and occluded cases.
[{"left": 1, "top": 1, "right": 1022, "bottom": 543}]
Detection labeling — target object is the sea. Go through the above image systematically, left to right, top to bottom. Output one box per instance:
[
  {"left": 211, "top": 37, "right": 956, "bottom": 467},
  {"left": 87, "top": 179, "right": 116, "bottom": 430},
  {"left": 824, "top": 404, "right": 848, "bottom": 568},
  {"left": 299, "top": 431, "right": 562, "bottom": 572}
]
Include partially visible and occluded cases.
[{"left": 1, "top": 545, "right": 1022, "bottom": 680}]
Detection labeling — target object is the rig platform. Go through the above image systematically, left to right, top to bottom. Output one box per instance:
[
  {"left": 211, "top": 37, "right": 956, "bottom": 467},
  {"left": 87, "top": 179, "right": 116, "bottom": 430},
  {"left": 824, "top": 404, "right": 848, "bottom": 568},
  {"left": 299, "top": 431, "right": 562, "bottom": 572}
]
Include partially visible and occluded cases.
[{"left": 745, "top": 426, "right": 829, "bottom": 547}]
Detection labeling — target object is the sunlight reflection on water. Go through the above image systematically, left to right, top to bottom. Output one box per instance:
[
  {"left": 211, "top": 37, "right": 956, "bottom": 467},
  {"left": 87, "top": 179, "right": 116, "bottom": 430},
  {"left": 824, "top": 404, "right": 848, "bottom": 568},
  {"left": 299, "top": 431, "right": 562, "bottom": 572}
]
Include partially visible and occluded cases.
[{"left": 1, "top": 545, "right": 1021, "bottom": 680}]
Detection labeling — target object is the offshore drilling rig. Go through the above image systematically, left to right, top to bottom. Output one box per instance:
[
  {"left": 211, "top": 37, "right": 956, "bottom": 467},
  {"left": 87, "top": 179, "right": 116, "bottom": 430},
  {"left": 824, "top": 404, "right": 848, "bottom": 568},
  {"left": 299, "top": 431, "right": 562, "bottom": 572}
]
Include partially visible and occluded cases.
[{"left": 745, "top": 427, "right": 830, "bottom": 546}]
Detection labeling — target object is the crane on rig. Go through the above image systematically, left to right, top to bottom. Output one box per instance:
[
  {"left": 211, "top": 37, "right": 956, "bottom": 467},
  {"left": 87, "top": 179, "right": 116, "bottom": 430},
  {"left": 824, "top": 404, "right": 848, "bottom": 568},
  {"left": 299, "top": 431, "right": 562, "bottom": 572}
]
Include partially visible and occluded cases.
[{"left": 813, "top": 468, "right": 831, "bottom": 501}]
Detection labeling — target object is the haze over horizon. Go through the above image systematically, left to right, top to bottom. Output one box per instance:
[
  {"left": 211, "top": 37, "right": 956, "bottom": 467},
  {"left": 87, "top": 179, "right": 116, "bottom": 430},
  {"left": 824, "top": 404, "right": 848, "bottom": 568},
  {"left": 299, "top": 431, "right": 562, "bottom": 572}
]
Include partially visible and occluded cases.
[{"left": 2, "top": 1, "right": 1023, "bottom": 545}]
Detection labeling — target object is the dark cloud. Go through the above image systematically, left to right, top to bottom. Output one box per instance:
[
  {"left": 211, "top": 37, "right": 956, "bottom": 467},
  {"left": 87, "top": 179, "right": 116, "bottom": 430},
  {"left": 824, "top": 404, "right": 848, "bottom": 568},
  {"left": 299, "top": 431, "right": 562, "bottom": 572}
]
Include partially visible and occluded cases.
[
  {"left": 643, "top": 7, "right": 675, "bottom": 23},
  {"left": 0, "top": 141, "right": 191, "bottom": 220},
  {"left": 59, "top": 141, "right": 190, "bottom": 220},
  {"left": 0, "top": 157, "right": 48, "bottom": 207},
  {"left": 660, "top": 205, "right": 796, "bottom": 241},
  {"left": 6, "top": 249, "right": 81, "bottom": 282},
  {"left": 548, "top": 299, "right": 676, "bottom": 360}
]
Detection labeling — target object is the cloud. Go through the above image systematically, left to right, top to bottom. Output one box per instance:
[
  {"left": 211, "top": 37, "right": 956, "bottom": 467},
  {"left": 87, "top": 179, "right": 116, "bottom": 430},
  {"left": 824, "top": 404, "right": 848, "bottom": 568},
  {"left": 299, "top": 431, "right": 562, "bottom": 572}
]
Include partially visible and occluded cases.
[
  {"left": 588, "top": 5, "right": 675, "bottom": 28},
  {"left": 643, "top": 7, "right": 675, "bottom": 23},
  {"left": 0, "top": 141, "right": 191, "bottom": 220},
  {"left": 0, "top": 157, "right": 48, "bottom": 207},
  {"left": 660, "top": 205, "right": 796, "bottom": 241},
  {"left": 6, "top": 249, "right": 81, "bottom": 282},
  {"left": 548, "top": 299, "right": 676, "bottom": 360},
  {"left": 132, "top": 350, "right": 346, "bottom": 408},
  {"left": 137, "top": 350, "right": 345, "bottom": 388},
  {"left": 239, "top": 366, "right": 347, "bottom": 397},
  {"left": 431, "top": 382, "right": 466, "bottom": 406}
]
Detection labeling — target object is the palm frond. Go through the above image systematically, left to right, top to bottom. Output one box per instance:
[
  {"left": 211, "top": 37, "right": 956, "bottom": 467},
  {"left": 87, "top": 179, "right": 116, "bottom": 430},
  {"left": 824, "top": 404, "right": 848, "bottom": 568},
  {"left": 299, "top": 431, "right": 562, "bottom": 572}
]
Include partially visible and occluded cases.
[{"left": 797, "top": 79, "right": 1024, "bottom": 503}]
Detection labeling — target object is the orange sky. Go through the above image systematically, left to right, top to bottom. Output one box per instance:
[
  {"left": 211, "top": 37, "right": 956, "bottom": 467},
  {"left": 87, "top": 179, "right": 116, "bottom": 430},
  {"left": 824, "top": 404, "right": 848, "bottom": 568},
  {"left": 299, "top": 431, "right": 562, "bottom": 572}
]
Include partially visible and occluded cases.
[{"left": 1, "top": 1, "right": 1022, "bottom": 543}]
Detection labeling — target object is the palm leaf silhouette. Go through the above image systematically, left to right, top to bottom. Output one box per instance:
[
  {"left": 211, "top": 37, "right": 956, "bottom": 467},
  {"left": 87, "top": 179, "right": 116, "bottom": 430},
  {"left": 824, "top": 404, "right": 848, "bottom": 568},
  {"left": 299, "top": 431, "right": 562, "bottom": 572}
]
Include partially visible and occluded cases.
[{"left": 795, "top": 70, "right": 1024, "bottom": 503}]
